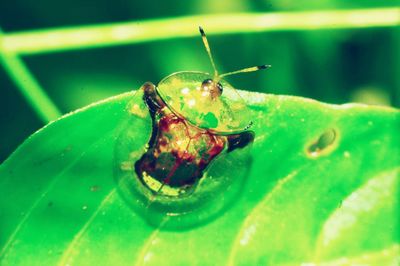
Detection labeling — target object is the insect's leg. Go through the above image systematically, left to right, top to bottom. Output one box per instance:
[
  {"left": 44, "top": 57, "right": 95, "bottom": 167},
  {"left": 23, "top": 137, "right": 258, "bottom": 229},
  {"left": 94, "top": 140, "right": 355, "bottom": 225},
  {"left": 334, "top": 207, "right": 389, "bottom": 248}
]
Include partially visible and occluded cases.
[
  {"left": 141, "top": 82, "right": 166, "bottom": 113},
  {"left": 146, "top": 183, "right": 165, "bottom": 208}
]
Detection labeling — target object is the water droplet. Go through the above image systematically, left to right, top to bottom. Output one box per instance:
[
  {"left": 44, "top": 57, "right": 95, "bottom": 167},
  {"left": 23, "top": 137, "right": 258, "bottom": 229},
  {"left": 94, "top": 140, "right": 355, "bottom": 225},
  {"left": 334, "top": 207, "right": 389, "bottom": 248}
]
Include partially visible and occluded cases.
[
  {"left": 307, "top": 128, "right": 338, "bottom": 157},
  {"left": 343, "top": 151, "right": 351, "bottom": 158},
  {"left": 82, "top": 205, "right": 88, "bottom": 211}
]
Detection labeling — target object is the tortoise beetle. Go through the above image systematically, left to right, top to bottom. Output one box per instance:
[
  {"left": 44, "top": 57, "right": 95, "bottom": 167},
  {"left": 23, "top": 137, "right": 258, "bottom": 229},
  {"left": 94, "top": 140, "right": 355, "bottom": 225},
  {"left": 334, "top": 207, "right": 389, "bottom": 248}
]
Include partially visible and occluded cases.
[{"left": 114, "top": 27, "right": 269, "bottom": 227}]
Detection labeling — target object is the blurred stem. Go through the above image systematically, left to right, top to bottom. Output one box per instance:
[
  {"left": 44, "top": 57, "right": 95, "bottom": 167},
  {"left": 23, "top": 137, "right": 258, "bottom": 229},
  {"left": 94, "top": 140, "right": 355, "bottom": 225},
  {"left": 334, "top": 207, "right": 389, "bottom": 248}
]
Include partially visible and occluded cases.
[
  {"left": 0, "top": 7, "right": 399, "bottom": 55},
  {"left": 0, "top": 30, "right": 62, "bottom": 123}
]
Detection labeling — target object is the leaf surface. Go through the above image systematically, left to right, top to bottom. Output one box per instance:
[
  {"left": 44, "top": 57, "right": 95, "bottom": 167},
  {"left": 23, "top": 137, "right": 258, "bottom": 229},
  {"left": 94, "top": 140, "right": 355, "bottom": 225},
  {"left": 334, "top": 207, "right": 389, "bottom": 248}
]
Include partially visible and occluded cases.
[{"left": 0, "top": 90, "right": 399, "bottom": 265}]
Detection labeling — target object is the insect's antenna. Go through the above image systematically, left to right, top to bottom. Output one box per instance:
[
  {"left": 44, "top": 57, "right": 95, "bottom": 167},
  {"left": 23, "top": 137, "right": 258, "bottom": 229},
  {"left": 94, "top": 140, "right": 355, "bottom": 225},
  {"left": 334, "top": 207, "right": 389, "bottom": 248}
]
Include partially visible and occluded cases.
[
  {"left": 199, "top": 26, "right": 219, "bottom": 78},
  {"left": 220, "top": 64, "right": 271, "bottom": 78}
]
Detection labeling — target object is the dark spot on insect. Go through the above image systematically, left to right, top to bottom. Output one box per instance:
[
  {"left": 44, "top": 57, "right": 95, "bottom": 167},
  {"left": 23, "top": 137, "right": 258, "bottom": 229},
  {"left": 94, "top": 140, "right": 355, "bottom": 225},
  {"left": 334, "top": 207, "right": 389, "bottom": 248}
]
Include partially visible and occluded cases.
[
  {"left": 199, "top": 26, "right": 206, "bottom": 36},
  {"left": 257, "top": 64, "right": 271, "bottom": 70},
  {"left": 201, "top": 79, "right": 223, "bottom": 99},
  {"left": 216, "top": 82, "right": 223, "bottom": 94},
  {"left": 134, "top": 83, "right": 253, "bottom": 197},
  {"left": 243, "top": 121, "right": 254, "bottom": 131},
  {"left": 307, "top": 128, "right": 338, "bottom": 157},
  {"left": 227, "top": 131, "right": 255, "bottom": 153},
  {"left": 48, "top": 201, "right": 53, "bottom": 207}
]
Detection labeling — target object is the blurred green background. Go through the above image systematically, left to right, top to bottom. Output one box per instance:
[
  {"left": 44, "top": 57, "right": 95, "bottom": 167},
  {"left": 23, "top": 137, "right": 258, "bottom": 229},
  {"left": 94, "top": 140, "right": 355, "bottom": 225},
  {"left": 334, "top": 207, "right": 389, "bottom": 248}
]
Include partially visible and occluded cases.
[{"left": 0, "top": 0, "right": 399, "bottom": 163}]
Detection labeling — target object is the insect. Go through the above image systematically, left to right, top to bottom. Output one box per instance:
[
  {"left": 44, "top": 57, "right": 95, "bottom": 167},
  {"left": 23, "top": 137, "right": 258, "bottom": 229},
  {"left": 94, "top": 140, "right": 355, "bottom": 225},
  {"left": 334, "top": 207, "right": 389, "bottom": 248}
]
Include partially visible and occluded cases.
[{"left": 115, "top": 27, "right": 269, "bottom": 223}]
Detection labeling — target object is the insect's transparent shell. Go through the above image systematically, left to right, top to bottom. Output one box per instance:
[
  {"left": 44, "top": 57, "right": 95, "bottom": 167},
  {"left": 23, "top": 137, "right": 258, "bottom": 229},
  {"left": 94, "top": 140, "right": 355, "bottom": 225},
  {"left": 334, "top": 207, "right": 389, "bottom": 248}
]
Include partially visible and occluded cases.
[
  {"left": 157, "top": 71, "right": 252, "bottom": 133},
  {"left": 114, "top": 85, "right": 253, "bottom": 229}
]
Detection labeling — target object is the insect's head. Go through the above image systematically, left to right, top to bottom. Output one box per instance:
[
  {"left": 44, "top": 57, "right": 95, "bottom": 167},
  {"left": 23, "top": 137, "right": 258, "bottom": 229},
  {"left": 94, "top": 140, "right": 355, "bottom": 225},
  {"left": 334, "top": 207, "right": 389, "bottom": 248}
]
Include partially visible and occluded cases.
[{"left": 156, "top": 26, "right": 270, "bottom": 134}]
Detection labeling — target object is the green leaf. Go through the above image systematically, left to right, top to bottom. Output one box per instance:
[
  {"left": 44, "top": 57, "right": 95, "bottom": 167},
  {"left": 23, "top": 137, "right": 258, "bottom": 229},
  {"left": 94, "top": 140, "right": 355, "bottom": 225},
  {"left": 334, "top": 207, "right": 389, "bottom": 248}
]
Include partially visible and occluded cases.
[{"left": 0, "top": 89, "right": 399, "bottom": 265}]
